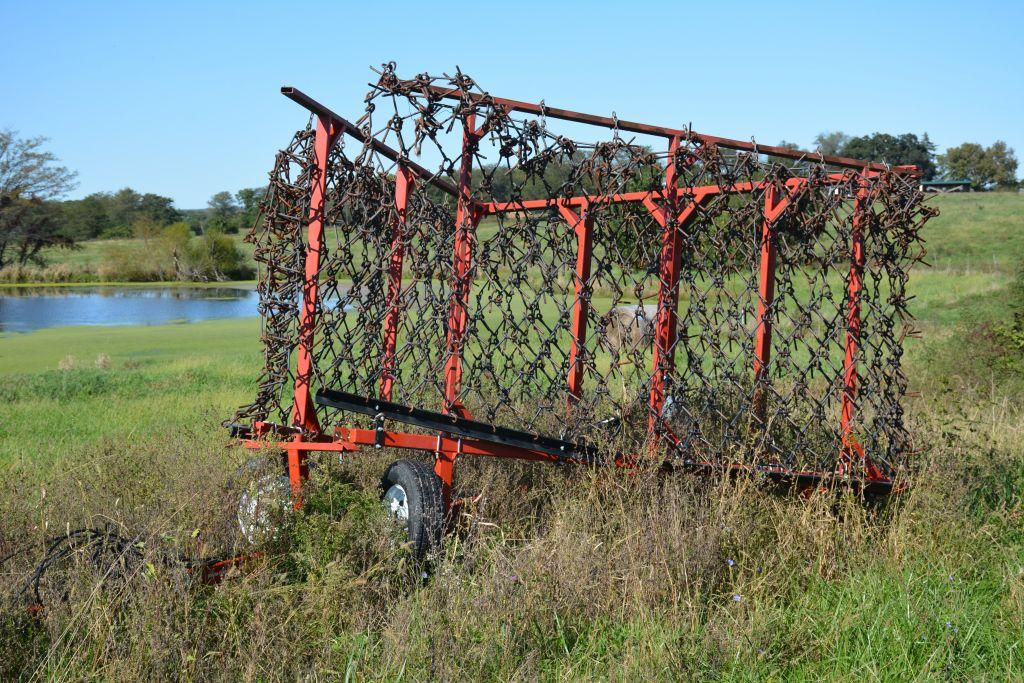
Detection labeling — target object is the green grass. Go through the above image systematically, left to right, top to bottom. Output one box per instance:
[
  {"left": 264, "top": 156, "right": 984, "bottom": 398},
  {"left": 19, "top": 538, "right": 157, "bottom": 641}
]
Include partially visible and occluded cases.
[
  {"left": 0, "top": 192, "right": 1023, "bottom": 679},
  {"left": 921, "top": 192, "right": 1024, "bottom": 273},
  {"left": 0, "top": 319, "right": 260, "bottom": 467}
]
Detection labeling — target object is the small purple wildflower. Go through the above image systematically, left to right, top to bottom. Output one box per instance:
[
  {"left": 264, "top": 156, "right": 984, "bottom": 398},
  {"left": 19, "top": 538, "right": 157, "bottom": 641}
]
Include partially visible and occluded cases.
[
  {"left": 727, "top": 558, "right": 735, "bottom": 567},
  {"left": 733, "top": 594, "right": 742, "bottom": 602}
]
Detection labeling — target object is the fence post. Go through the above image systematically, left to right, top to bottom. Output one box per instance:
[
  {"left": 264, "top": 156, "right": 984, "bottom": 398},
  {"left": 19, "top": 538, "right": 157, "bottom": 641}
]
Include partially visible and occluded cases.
[
  {"left": 289, "top": 114, "right": 339, "bottom": 500},
  {"left": 437, "top": 115, "right": 480, "bottom": 504},
  {"left": 380, "top": 165, "right": 414, "bottom": 401},
  {"left": 560, "top": 201, "right": 593, "bottom": 406}
]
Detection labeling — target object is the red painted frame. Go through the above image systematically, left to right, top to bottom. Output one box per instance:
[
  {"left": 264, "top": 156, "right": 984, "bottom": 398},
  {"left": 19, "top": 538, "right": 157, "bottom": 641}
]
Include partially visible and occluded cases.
[{"left": 253, "top": 86, "right": 921, "bottom": 509}]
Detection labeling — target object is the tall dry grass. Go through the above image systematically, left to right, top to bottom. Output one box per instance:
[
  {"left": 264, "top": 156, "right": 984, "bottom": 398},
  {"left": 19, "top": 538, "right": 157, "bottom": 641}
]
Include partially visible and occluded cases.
[{"left": 1, "top": 385, "right": 1022, "bottom": 680}]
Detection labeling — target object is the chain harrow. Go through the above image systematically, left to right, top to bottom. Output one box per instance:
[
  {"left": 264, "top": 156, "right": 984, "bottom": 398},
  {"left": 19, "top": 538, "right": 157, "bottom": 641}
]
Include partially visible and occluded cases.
[{"left": 232, "top": 65, "right": 934, "bottom": 481}]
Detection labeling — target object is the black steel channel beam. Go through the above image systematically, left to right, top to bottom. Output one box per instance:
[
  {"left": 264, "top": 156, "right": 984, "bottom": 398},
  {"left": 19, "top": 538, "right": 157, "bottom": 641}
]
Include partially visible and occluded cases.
[
  {"left": 280, "top": 87, "right": 461, "bottom": 199},
  {"left": 314, "top": 388, "right": 602, "bottom": 464},
  {"left": 313, "top": 389, "right": 893, "bottom": 494}
]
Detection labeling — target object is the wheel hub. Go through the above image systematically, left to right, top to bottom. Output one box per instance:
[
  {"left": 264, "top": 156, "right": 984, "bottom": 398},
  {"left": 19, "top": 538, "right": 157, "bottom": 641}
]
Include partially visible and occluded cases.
[{"left": 382, "top": 483, "right": 409, "bottom": 522}]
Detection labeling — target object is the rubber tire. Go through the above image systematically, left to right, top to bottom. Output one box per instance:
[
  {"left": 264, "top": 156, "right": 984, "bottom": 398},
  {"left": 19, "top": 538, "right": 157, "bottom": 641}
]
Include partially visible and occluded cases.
[{"left": 380, "top": 459, "right": 444, "bottom": 561}]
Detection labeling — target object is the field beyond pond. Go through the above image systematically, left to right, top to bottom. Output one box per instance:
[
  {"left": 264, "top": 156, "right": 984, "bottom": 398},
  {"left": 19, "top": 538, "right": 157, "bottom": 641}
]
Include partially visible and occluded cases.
[{"left": 1, "top": 193, "right": 1023, "bottom": 679}]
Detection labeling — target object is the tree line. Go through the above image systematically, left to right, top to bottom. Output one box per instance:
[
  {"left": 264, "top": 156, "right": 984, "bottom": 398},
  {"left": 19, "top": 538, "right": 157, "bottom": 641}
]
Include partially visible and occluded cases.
[
  {"left": 0, "top": 126, "right": 1019, "bottom": 275},
  {"left": 1, "top": 129, "right": 263, "bottom": 274},
  {"left": 796, "top": 131, "right": 1018, "bottom": 190},
  {"left": 61, "top": 186, "right": 264, "bottom": 241}
]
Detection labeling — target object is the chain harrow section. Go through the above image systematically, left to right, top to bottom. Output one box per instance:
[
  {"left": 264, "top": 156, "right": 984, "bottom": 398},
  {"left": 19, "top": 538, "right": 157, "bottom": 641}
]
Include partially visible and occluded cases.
[{"left": 232, "top": 65, "right": 934, "bottom": 481}]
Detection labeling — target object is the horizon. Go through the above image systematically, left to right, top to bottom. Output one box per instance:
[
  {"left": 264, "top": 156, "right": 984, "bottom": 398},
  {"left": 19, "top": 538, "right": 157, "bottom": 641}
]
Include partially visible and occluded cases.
[{"left": 3, "top": 0, "right": 1022, "bottom": 209}]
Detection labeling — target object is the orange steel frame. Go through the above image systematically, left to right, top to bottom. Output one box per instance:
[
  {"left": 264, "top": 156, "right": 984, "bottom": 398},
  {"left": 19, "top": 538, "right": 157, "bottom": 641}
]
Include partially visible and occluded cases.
[{"left": 244, "top": 86, "right": 920, "bottom": 509}]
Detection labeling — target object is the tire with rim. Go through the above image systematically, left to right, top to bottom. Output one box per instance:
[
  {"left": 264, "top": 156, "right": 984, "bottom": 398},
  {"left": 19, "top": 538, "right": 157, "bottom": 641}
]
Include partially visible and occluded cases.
[{"left": 380, "top": 459, "right": 444, "bottom": 560}]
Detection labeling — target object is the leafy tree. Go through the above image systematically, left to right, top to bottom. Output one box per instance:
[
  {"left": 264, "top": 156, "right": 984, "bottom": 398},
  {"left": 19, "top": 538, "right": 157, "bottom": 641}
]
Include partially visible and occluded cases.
[
  {"left": 0, "top": 129, "right": 77, "bottom": 199},
  {"left": 0, "top": 130, "right": 78, "bottom": 268},
  {"left": 813, "top": 131, "right": 850, "bottom": 157},
  {"left": 839, "top": 132, "right": 937, "bottom": 179},
  {"left": 938, "top": 141, "right": 1018, "bottom": 190},
  {"left": 63, "top": 187, "right": 180, "bottom": 238},
  {"left": 235, "top": 187, "right": 266, "bottom": 231},
  {"left": 236, "top": 187, "right": 264, "bottom": 213},
  {"left": 106, "top": 188, "right": 145, "bottom": 230},
  {"left": 205, "top": 191, "right": 241, "bottom": 233},
  {"left": 208, "top": 191, "right": 239, "bottom": 218},
  {"left": 138, "top": 192, "right": 181, "bottom": 225},
  {"left": 62, "top": 193, "right": 110, "bottom": 240},
  {"left": 0, "top": 196, "right": 72, "bottom": 268},
  {"left": 162, "top": 222, "right": 194, "bottom": 278},
  {"left": 185, "top": 228, "right": 253, "bottom": 280}
]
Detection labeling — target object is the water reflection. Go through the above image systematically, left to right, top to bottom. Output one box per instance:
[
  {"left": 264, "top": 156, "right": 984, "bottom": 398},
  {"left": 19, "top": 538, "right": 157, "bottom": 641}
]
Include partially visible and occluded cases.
[{"left": 0, "top": 286, "right": 261, "bottom": 332}]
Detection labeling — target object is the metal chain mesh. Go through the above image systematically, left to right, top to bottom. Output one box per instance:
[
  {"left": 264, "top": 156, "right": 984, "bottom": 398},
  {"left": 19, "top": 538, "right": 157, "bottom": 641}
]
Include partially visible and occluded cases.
[{"left": 232, "top": 65, "right": 935, "bottom": 479}]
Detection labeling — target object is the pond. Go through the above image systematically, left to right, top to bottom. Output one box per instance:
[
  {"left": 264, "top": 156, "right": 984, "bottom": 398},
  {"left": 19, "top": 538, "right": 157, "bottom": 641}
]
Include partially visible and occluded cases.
[{"left": 0, "top": 286, "right": 261, "bottom": 333}]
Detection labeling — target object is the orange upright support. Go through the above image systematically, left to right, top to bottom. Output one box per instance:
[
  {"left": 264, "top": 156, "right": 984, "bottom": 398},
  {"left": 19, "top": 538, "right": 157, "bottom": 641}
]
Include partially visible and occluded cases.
[
  {"left": 288, "top": 114, "right": 340, "bottom": 499},
  {"left": 437, "top": 116, "right": 481, "bottom": 503},
  {"left": 645, "top": 138, "right": 715, "bottom": 438},
  {"left": 380, "top": 166, "right": 414, "bottom": 401},
  {"left": 838, "top": 177, "right": 884, "bottom": 480},
  {"left": 751, "top": 183, "right": 794, "bottom": 425},
  {"left": 560, "top": 201, "right": 594, "bottom": 405}
]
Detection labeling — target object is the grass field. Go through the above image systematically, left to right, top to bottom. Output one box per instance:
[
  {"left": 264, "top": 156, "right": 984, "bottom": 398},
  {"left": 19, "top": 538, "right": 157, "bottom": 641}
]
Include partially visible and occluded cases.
[{"left": 1, "top": 193, "right": 1023, "bottom": 679}]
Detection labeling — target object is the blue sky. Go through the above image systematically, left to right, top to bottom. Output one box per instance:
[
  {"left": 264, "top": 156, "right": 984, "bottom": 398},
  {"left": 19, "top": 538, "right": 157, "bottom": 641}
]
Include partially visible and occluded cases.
[{"left": 2, "top": 0, "right": 1021, "bottom": 208}]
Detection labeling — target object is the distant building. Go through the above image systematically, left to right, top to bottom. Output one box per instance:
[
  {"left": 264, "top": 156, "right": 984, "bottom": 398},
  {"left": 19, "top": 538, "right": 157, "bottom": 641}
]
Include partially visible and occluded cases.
[{"left": 920, "top": 180, "right": 972, "bottom": 193}]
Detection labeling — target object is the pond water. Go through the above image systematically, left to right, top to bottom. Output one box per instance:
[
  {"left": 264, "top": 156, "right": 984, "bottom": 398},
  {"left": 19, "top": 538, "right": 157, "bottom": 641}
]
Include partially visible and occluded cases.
[{"left": 0, "top": 286, "right": 261, "bottom": 333}]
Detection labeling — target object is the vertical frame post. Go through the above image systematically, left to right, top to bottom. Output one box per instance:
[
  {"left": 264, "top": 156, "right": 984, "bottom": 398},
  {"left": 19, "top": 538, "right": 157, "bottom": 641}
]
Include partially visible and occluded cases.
[
  {"left": 289, "top": 115, "right": 339, "bottom": 500},
  {"left": 437, "top": 115, "right": 480, "bottom": 506},
  {"left": 442, "top": 115, "right": 480, "bottom": 414},
  {"left": 647, "top": 137, "right": 680, "bottom": 436},
  {"left": 644, "top": 139, "right": 710, "bottom": 443},
  {"left": 380, "top": 166, "right": 414, "bottom": 401},
  {"left": 838, "top": 175, "right": 882, "bottom": 479},
  {"left": 840, "top": 179, "right": 867, "bottom": 440},
  {"left": 751, "top": 184, "right": 782, "bottom": 425},
  {"left": 647, "top": 197, "right": 708, "bottom": 436},
  {"left": 560, "top": 201, "right": 593, "bottom": 405}
]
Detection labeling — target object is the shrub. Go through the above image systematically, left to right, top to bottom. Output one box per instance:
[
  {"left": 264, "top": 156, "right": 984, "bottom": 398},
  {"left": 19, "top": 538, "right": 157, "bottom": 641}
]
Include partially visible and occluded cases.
[
  {"left": 98, "top": 223, "right": 134, "bottom": 239},
  {"left": 95, "top": 224, "right": 254, "bottom": 282},
  {"left": 181, "top": 229, "right": 254, "bottom": 281},
  {"left": 97, "top": 242, "right": 168, "bottom": 281},
  {"left": 998, "top": 262, "right": 1024, "bottom": 353}
]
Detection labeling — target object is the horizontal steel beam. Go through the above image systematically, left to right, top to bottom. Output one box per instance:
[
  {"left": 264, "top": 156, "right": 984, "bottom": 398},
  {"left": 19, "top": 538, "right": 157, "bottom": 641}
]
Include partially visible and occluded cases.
[
  {"left": 400, "top": 81, "right": 916, "bottom": 174},
  {"left": 281, "top": 86, "right": 461, "bottom": 198},
  {"left": 478, "top": 171, "right": 890, "bottom": 215}
]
